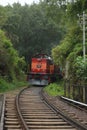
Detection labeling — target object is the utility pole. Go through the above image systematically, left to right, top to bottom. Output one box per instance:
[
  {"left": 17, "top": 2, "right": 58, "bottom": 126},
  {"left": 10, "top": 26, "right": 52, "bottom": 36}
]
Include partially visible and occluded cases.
[
  {"left": 78, "top": 11, "right": 87, "bottom": 62},
  {"left": 83, "top": 11, "right": 86, "bottom": 62}
]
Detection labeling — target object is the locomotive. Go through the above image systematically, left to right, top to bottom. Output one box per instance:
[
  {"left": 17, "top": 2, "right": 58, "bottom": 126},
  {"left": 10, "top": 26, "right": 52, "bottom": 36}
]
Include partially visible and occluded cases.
[{"left": 27, "top": 53, "right": 63, "bottom": 86}]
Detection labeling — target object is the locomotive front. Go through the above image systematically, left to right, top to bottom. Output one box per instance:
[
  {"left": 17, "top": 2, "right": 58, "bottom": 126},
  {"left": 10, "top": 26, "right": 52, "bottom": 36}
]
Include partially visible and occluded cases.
[{"left": 27, "top": 54, "right": 54, "bottom": 86}]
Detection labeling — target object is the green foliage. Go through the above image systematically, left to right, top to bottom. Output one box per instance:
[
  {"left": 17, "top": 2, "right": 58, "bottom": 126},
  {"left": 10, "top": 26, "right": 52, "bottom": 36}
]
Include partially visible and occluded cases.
[
  {"left": 51, "top": 0, "right": 87, "bottom": 84},
  {"left": 2, "top": 3, "right": 63, "bottom": 62},
  {"left": 0, "top": 6, "right": 9, "bottom": 27},
  {"left": 52, "top": 26, "right": 82, "bottom": 66},
  {"left": 0, "top": 30, "right": 26, "bottom": 81},
  {"left": 73, "top": 56, "right": 87, "bottom": 81},
  {"left": 0, "top": 77, "right": 28, "bottom": 92},
  {"left": 44, "top": 82, "right": 64, "bottom": 96}
]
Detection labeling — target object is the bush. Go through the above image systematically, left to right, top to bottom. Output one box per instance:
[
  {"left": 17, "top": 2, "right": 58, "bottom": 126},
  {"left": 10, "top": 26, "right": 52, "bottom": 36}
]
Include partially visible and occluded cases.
[
  {"left": 0, "top": 30, "right": 26, "bottom": 81},
  {"left": 73, "top": 56, "right": 87, "bottom": 82},
  {"left": 0, "top": 77, "right": 28, "bottom": 92},
  {"left": 44, "top": 82, "right": 64, "bottom": 96}
]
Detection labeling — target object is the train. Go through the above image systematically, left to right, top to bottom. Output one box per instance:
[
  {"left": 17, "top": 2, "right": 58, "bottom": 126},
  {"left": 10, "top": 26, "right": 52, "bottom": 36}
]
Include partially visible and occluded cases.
[{"left": 27, "top": 53, "right": 63, "bottom": 86}]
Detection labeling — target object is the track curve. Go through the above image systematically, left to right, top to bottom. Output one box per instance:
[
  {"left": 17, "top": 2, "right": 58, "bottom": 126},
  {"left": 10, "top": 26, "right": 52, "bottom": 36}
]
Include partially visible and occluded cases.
[{"left": 17, "top": 86, "right": 77, "bottom": 130}]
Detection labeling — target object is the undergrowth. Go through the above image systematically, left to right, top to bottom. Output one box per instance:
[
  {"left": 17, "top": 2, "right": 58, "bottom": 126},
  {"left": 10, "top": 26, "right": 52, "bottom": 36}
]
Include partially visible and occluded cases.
[
  {"left": 0, "top": 77, "right": 28, "bottom": 93},
  {"left": 44, "top": 81, "right": 64, "bottom": 96}
]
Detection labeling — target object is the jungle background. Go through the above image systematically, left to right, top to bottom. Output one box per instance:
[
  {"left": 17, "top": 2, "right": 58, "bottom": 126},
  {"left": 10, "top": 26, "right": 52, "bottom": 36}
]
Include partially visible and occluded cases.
[{"left": 0, "top": 0, "right": 87, "bottom": 91}]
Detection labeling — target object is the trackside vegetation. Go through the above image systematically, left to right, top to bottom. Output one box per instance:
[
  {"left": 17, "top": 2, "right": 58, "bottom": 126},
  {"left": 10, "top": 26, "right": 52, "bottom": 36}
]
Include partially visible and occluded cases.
[
  {"left": 51, "top": 1, "right": 87, "bottom": 84},
  {"left": 0, "top": 30, "right": 27, "bottom": 92},
  {"left": 0, "top": 78, "right": 27, "bottom": 92},
  {"left": 44, "top": 82, "right": 64, "bottom": 96}
]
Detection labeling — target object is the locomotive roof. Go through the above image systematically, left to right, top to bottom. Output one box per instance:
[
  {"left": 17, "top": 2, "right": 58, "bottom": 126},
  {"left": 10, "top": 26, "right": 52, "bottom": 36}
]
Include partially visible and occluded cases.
[{"left": 32, "top": 54, "right": 52, "bottom": 60}]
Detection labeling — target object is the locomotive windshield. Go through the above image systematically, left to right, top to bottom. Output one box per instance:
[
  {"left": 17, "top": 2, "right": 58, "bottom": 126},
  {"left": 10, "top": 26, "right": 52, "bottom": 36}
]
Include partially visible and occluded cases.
[{"left": 33, "top": 54, "right": 52, "bottom": 59}]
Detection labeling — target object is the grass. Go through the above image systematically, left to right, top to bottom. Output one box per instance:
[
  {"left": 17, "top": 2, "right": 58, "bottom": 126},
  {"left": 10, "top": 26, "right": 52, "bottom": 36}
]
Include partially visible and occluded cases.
[
  {"left": 0, "top": 77, "right": 28, "bottom": 93},
  {"left": 44, "top": 81, "right": 64, "bottom": 96}
]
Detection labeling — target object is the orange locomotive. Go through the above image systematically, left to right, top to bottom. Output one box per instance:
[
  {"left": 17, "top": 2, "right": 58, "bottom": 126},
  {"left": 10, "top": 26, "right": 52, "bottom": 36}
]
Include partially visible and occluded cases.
[{"left": 27, "top": 54, "right": 62, "bottom": 85}]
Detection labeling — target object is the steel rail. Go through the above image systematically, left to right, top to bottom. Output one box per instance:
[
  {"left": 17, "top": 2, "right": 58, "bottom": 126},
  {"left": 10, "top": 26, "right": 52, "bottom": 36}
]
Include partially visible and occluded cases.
[
  {"left": 15, "top": 87, "right": 29, "bottom": 130},
  {"left": 41, "top": 89, "right": 87, "bottom": 130},
  {"left": 0, "top": 94, "right": 5, "bottom": 130},
  {"left": 60, "top": 96, "right": 87, "bottom": 113},
  {"left": 61, "top": 96, "right": 87, "bottom": 107}
]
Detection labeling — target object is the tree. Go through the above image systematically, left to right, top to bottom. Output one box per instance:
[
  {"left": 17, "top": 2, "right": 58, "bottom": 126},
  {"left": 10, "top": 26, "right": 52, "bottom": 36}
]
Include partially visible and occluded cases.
[
  {"left": 52, "top": 0, "right": 87, "bottom": 82},
  {"left": 3, "top": 3, "right": 62, "bottom": 62},
  {"left": 0, "top": 30, "right": 25, "bottom": 81},
  {"left": 73, "top": 56, "right": 87, "bottom": 83}
]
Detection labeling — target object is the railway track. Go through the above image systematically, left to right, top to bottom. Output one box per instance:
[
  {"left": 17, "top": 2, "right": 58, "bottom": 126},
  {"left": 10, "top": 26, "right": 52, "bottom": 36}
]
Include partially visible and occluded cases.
[
  {"left": 1, "top": 86, "right": 87, "bottom": 130},
  {"left": 17, "top": 87, "right": 78, "bottom": 130},
  {"left": 4, "top": 90, "right": 23, "bottom": 130},
  {"left": 42, "top": 91, "right": 87, "bottom": 130},
  {"left": 0, "top": 94, "right": 5, "bottom": 130},
  {"left": 60, "top": 96, "right": 87, "bottom": 126},
  {"left": 61, "top": 96, "right": 87, "bottom": 112}
]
